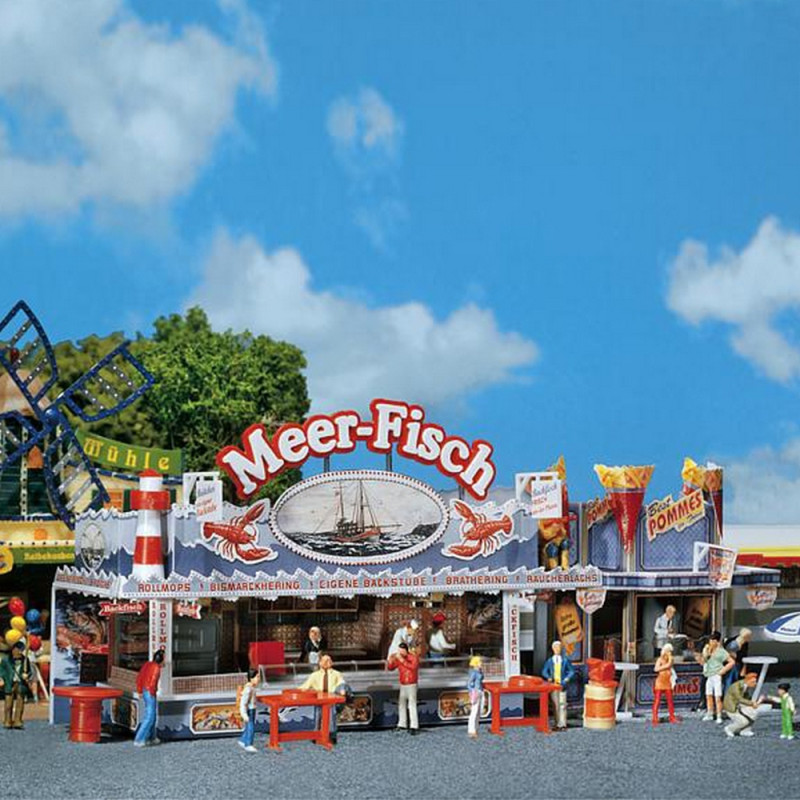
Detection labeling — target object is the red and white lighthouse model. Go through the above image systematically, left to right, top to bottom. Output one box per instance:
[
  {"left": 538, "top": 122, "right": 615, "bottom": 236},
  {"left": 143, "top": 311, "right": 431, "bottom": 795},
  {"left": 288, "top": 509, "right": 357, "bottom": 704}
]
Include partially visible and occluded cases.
[{"left": 131, "top": 469, "right": 170, "bottom": 581}]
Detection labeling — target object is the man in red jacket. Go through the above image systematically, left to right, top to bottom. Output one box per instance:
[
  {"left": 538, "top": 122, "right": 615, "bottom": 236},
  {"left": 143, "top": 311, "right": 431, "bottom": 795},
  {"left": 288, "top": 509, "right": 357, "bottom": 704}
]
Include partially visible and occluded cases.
[
  {"left": 387, "top": 642, "right": 419, "bottom": 735},
  {"left": 134, "top": 648, "right": 165, "bottom": 746}
]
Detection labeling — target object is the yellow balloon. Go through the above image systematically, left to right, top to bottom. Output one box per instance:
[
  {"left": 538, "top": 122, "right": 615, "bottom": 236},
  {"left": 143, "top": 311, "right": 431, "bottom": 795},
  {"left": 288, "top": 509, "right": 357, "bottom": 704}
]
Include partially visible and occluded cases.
[
  {"left": 10, "top": 616, "right": 26, "bottom": 632},
  {"left": 4, "top": 629, "right": 22, "bottom": 647}
]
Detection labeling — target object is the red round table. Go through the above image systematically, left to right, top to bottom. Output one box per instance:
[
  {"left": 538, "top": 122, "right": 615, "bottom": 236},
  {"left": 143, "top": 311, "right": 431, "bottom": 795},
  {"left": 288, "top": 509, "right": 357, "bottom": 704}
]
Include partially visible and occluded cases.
[{"left": 52, "top": 686, "right": 123, "bottom": 743}]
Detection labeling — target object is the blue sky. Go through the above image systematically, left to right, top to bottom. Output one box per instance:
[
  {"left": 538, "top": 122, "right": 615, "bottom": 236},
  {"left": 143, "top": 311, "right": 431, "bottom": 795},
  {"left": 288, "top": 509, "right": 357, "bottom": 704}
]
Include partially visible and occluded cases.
[{"left": 2, "top": 0, "right": 800, "bottom": 521}]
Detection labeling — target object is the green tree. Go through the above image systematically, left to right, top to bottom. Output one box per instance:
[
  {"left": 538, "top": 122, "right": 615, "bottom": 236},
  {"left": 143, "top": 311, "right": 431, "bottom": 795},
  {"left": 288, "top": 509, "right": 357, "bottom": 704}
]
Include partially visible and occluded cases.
[{"left": 54, "top": 307, "right": 309, "bottom": 502}]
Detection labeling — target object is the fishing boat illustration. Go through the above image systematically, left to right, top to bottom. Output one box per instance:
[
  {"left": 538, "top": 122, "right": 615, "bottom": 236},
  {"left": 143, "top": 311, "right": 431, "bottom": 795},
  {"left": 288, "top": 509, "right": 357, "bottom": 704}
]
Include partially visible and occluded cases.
[{"left": 329, "top": 481, "right": 401, "bottom": 543}]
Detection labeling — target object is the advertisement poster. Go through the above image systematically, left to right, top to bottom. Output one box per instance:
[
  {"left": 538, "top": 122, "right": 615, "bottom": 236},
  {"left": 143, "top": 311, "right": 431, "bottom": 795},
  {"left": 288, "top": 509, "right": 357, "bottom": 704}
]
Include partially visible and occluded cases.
[{"left": 554, "top": 599, "right": 584, "bottom": 660}]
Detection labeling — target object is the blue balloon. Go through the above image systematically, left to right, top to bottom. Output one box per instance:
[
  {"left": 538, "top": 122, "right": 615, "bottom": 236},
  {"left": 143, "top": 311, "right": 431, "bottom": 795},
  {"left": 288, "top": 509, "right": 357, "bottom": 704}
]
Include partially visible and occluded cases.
[{"left": 25, "top": 609, "right": 41, "bottom": 625}]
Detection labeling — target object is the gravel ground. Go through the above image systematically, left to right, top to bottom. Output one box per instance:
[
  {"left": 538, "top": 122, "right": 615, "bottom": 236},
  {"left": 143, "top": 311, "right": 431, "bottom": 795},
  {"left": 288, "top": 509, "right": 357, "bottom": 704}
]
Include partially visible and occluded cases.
[{"left": 6, "top": 699, "right": 798, "bottom": 800}]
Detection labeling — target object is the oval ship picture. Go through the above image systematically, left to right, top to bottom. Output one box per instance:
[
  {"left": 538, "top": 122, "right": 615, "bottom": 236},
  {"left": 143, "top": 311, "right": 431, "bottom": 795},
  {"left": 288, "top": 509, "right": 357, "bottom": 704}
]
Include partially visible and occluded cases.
[{"left": 270, "top": 470, "right": 449, "bottom": 565}]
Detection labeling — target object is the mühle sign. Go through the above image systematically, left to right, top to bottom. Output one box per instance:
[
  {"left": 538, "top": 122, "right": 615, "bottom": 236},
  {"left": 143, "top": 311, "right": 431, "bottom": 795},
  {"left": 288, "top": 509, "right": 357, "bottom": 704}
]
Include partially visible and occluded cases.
[{"left": 217, "top": 399, "right": 496, "bottom": 501}]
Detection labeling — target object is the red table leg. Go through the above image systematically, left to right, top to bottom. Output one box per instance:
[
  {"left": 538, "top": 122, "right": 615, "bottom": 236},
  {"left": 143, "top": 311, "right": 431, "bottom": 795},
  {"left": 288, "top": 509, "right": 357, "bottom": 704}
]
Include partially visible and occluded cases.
[
  {"left": 538, "top": 690, "right": 551, "bottom": 734},
  {"left": 489, "top": 691, "right": 504, "bottom": 736},
  {"left": 69, "top": 698, "right": 103, "bottom": 744},
  {"left": 318, "top": 702, "right": 333, "bottom": 750},
  {"left": 268, "top": 703, "right": 282, "bottom": 752}
]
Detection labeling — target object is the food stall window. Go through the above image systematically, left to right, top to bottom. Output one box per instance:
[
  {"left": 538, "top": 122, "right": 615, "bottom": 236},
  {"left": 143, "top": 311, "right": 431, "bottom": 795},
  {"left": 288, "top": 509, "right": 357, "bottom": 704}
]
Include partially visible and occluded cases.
[
  {"left": 590, "top": 592, "right": 625, "bottom": 660},
  {"left": 636, "top": 594, "right": 713, "bottom": 662},
  {"left": 113, "top": 613, "right": 148, "bottom": 672}
]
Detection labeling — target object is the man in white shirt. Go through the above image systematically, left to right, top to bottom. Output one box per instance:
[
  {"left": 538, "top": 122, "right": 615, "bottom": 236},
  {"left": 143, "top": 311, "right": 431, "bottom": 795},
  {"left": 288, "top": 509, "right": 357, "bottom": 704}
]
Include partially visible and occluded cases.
[
  {"left": 653, "top": 605, "right": 677, "bottom": 658},
  {"left": 388, "top": 620, "right": 419, "bottom": 658}
]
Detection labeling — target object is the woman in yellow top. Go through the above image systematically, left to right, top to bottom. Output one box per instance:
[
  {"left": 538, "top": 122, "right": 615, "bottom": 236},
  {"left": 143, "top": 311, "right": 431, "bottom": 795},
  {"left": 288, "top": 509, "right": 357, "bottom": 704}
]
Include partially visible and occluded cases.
[{"left": 652, "top": 643, "right": 680, "bottom": 725}]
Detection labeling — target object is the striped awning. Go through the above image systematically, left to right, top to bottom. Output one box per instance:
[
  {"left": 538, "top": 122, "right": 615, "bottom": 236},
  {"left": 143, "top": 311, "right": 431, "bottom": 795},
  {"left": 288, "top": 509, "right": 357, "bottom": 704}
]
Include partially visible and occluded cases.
[{"left": 737, "top": 549, "right": 800, "bottom": 568}]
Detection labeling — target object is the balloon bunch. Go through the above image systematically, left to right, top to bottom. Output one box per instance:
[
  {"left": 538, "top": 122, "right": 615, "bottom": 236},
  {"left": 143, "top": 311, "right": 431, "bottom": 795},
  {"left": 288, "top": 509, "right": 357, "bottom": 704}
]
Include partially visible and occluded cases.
[{"left": 3, "top": 597, "right": 43, "bottom": 653}]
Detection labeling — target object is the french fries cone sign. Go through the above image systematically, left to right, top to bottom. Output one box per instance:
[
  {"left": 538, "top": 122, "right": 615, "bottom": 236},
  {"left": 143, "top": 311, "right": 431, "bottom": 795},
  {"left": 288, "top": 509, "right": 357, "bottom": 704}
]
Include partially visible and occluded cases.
[
  {"left": 681, "top": 457, "right": 705, "bottom": 496},
  {"left": 681, "top": 458, "right": 723, "bottom": 537},
  {"left": 593, "top": 464, "right": 654, "bottom": 553}
]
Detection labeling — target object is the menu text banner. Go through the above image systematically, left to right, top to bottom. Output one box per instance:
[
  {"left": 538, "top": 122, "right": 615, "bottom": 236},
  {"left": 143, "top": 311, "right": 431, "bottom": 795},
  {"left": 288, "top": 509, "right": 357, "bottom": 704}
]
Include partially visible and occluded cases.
[{"left": 121, "top": 566, "right": 604, "bottom": 599}]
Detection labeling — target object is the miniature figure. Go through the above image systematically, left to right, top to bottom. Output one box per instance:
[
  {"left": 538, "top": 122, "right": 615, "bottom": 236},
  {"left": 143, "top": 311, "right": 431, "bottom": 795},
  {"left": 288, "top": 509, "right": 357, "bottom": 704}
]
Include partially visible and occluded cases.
[
  {"left": 653, "top": 604, "right": 677, "bottom": 658},
  {"left": 427, "top": 612, "right": 456, "bottom": 665},
  {"left": 388, "top": 619, "right": 419, "bottom": 657},
  {"left": 302, "top": 626, "right": 327, "bottom": 666},
  {"left": 722, "top": 628, "right": 752, "bottom": 692},
  {"left": 696, "top": 631, "right": 735, "bottom": 723},
  {"left": 541, "top": 640, "right": 576, "bottom": 730},
  {"left": 0, "top": 642, "right": 32, "bottom": 729},
  {"left": 387, "top": 642, "right": 420, "bottom": 735},
  {"left": 652, "top": 643, "right": 679, "bottom": 725},
  {"left": 134, "top": 648, "right": 165, "bottom": 746},
  {"left": 299, "top": 654, "right": 345, "bottom": 743},
  {"left": 467, "top": 655, "right": 484, "bottom": 739},
  {"left": 238, "top": 668, "right": 260, "bottom": 753},
  {"left": 723, "top": 672, "right": 764, "bottom": 738},
  {"left": 766, "top": 683, "right": 795, "bottom": 740}
]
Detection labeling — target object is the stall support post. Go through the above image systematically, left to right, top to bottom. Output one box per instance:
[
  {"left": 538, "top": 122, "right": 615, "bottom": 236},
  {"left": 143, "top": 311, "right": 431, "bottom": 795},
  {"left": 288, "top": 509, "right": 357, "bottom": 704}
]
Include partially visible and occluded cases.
[
  {"left": 48, "top": 582, "right": 57, "bottom": 725},
  {"left": 502, "top": 592, "right": 523, "bottom": 679},
  {"left": 149, "top": 600, "right": 173, "bottom": 694}
]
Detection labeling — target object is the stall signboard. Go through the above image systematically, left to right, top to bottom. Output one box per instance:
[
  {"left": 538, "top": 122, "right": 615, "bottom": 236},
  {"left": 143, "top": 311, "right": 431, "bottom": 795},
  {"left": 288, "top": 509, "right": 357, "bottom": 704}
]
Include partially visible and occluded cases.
[
  {"left": 216, "top": 399, "right": 497, "bottom": 501},
  {"left": 77, "top": 429, "right": 182, "bottom": 475},
  {"left": 184, "top": 472, "right": 224, "bottom": 523},
  {"left": 514, "top": 472, "right": 563, "bottom": 519},
  {"left": 645, "top": 489, "right": 705, "bottom": 541},
  {"left": 584, "top": 496, "right": 612, "bottom": 529},
  {"left": 120, "top": 565, "right": 604, "bottom": 599},
  {"left": 746, "top": 587, "right": 777, "bottom": 611},
  {"left": 576, "top": 588, "right": 607, "bottom": 615},
  {"left": 502, "top": 593, "right": 526, "bottom": 677},
  {"left": 99, "top": 600, "right": 146, "bottom": 616},
  {"left": 149, "top": 600, "right": 172, "bottom": 663},
  {"left": 175, "top": 600, "right": 202, "bottom": 619},
  {"left": 554, "top": 600, "right": 583, "bottom": 659}
]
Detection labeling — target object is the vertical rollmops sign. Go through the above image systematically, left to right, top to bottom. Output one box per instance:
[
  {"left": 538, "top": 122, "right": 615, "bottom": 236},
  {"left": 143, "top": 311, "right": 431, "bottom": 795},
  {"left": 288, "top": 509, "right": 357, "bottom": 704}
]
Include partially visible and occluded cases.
[{"left": 216, "top": 399, "right": 497, "bottom": 501}]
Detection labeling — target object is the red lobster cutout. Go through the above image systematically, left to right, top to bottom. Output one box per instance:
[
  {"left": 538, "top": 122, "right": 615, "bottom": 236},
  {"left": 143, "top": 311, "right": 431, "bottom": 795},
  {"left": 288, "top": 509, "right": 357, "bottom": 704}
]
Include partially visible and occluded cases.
[
  {"left": 201, "top": 500, "right": 276, "bottom": 563},
  {"left": 444, "top": 500, "right": 514, "bottom": 559}
]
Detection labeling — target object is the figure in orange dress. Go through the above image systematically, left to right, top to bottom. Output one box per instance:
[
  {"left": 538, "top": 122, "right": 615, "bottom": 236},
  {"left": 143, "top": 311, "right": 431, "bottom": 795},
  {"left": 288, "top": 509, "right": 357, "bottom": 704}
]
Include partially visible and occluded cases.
[{"left": 652, "top": 643, "right": 679, "bottom": 725}]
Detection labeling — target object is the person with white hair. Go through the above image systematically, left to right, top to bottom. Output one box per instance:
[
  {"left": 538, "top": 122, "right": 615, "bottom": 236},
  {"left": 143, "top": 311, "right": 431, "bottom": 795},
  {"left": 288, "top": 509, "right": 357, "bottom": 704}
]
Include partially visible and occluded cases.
[
  {"left": 653, "top": 604, "right": 678, "bottom": 658},
  {"left": 387, "top": 619, "right": 419, "bottom": 658},
  {"left": 541, "top": 640, "right": 576, "bottom": 730},
  {"left": 652, "top": 643, "right": 679, "bottom": 725}
]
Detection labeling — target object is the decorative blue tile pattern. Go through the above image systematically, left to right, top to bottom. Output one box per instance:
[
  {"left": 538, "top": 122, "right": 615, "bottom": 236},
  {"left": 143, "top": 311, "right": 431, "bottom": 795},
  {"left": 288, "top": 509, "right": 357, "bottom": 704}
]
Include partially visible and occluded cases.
[
  {"left": 638, "top": 507, "right": 712, "bottom": 571},
  {"left": 588, "top": 517, "right": 622, "bottom": 570}
]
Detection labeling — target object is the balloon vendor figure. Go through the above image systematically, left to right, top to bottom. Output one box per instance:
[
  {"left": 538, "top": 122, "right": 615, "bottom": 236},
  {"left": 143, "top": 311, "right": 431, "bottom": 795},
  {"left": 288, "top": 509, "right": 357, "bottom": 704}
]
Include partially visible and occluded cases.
[
  {"left": 541, "top": 640, "right": 576, "bottom": 730},
  {"left": 0, "top": 641, "right": 33, "bottom": 729},
  {"left": 652, "top": 643, "right": 679, "bottom": 725},
  {"left": 134, "top": 648, "right": 165, "bottom": 747},
  {"left": 467, "top": 656, "right": 484, "bottom": 739},
  {"left": 238, "top": 669, "right": 260, "bottom": 753},
  {"left": 766, "top": 683, "right": 796, "bottom": 740}
]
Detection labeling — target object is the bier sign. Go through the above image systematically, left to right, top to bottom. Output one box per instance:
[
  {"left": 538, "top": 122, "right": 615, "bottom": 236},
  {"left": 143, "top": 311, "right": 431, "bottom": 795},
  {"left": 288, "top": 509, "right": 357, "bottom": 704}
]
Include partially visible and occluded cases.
[{"left": 646, "top": 489, "right": 705, "bottom": 541}]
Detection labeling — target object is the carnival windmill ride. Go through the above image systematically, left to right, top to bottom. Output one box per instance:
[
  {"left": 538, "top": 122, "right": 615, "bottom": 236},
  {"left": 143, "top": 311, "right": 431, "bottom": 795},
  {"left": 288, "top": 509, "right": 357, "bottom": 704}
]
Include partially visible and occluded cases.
[{"left": 0, "top": 301, "right": 154, "bottom": 526}]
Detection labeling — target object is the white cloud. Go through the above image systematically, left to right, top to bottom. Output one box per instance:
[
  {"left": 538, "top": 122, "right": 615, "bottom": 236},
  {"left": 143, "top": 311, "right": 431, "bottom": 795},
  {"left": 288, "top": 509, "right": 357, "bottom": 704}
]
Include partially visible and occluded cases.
[
  {"left": 0, "top": 0, "right": 276, "bottom": 218},
  {"left": 327, "top": 87, "right": 406, "bottom": 249},
  {"left": 327, "top": 88, "right": 403, "bottom": 163},
  {"left": 667, "top": 217, "right": 800, "bottom": 382},
  {"left": 188, "top": 230, "right": 539, "bottom": 412},
  {"left": 724, "top": 438, "right": 800, "bottom": 524}
]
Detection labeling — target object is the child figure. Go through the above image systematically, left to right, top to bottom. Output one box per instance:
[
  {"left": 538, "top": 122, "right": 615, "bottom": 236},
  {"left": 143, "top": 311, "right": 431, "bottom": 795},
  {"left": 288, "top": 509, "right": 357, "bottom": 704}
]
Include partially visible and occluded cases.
[
  {"left": 467, "top": 656, "right": 484, "bottom": 739},
  {"left": 238, "top": 669, "right": 260, "bottom": 753},
  {"left": 767, "top": 683, "right": 795, "bottom": 740}
]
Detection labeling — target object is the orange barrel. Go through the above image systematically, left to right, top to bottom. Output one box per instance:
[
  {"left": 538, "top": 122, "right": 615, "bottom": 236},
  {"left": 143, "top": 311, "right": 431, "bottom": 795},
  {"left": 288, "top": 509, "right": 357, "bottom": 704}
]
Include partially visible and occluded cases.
[{"left": 583, "top": 681, "right": 617, "bottom": 730}]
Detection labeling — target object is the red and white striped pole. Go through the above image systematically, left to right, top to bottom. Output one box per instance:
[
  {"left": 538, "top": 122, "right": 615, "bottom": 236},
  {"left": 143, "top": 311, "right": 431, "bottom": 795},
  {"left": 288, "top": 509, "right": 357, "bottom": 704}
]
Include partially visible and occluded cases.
[{"left": 131, "top": 469, "right": 170, "bottom": 581}]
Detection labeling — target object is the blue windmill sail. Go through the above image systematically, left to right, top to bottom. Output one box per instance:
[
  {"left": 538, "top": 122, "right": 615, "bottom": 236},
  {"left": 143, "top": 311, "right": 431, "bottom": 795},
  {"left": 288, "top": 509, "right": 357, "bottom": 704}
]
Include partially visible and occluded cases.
[{"left": 0, "top": 300, "right": 154, "bottom": 526}]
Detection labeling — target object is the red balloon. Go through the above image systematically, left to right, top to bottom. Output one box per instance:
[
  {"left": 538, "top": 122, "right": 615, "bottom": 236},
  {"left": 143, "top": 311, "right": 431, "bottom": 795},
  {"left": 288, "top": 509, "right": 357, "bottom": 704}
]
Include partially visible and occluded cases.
[
  {"left": 8, "top": 597, "right": 25, "bottom": 617},
  {"left": 28, "top": 634, "right": 42, "bottom": 652}
]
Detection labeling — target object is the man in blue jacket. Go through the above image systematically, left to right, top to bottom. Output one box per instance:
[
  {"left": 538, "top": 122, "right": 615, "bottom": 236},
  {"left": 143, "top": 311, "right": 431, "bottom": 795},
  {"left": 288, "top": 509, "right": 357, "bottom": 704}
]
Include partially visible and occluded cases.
[{"left": 541, "top": 640, "right": 575, "bottom": 730}]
